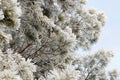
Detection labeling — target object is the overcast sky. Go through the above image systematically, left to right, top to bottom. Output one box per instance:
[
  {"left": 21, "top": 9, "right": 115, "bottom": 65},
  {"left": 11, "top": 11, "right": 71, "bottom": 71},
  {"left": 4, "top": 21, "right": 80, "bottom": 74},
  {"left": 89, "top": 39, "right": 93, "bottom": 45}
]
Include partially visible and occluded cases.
[{"left": 85, "top": 0, "right": 120, "bottom": 70}]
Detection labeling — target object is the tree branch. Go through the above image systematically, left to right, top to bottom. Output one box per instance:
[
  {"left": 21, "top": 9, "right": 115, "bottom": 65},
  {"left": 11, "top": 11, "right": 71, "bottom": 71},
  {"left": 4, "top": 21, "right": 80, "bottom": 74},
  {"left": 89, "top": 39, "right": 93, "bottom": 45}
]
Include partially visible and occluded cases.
[{"left": 18, "top": 43, "right": 32, "bottom": 54}]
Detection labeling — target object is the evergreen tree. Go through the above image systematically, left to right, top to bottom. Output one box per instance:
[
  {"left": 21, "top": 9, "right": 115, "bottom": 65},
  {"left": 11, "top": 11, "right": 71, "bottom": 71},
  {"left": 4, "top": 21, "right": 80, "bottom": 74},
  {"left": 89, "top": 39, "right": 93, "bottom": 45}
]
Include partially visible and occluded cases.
[{"left": 0, "top": 0, "right": 119, "bottom": 80}]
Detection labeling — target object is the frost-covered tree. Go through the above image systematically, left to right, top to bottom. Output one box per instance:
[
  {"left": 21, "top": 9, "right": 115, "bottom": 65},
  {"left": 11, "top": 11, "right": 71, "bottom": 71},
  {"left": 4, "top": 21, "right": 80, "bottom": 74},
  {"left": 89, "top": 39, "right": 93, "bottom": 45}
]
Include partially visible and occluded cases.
[
  {"left": 0, "top": 0, "right": 119, "bottom": 80},
  {"left": 0, "top": 0, "right": 36, "bottom": 80}
]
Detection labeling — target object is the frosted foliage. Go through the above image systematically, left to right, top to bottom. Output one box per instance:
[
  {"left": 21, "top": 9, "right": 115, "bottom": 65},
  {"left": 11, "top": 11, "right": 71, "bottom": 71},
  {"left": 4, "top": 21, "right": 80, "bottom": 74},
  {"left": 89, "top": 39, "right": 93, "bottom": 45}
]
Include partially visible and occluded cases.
[
  {"left": 0, "top": 0, "right": 119, "bottom": 80},
  {"left": 0, "top": 0, "right": 21, "bottom": 28},
  {"left": 0, "top": 0, "right": 21, "bottom": 49},
  {"left": 39, "top": 0, "right": 106, "bottom": 49},
  {"left": 14, "top": 1, "right": 105, "bottom": 76},
  {"left": 0, "top": 26, "right": 12, "bottom": 48},
  {"left": 0, "top": 49, "right": 36, "bottom": 80},
  {"left": 38, "top": 49, "right": 119, "bottom": 80},
  {"left": 73, "top": 49, "right": 116, "bottom": 80},
  {"left": 39, "top": 65, "right": 80, "bottom": 80},
  {"left": 0, "top": 70, "right": 22, "bottom": 80},
  {"left": 109, "top": 70, "right": 118, "bottom": 80}
]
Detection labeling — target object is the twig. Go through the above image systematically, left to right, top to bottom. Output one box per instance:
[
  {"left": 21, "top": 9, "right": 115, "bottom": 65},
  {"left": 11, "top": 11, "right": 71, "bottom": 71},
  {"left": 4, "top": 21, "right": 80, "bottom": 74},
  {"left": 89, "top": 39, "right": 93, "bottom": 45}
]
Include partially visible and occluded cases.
[{"left": 18, "top": 43, "right": 32, "bottom": 54}]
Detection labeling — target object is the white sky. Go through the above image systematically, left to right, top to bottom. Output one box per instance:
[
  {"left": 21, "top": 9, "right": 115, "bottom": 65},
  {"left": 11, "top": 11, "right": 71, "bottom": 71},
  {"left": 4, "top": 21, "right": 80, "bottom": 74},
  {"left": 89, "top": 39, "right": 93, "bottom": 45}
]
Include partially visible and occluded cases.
[{"left": 85, "top": 0, "right": 120, "bottom": 70}]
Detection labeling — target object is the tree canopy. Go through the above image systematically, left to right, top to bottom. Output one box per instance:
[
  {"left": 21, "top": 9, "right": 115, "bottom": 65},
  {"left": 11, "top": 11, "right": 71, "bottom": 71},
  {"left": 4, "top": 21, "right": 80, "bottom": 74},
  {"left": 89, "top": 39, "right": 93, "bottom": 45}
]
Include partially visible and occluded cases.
[{"left": 0, "top": 0, "right": 119, "bottom": 80}]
